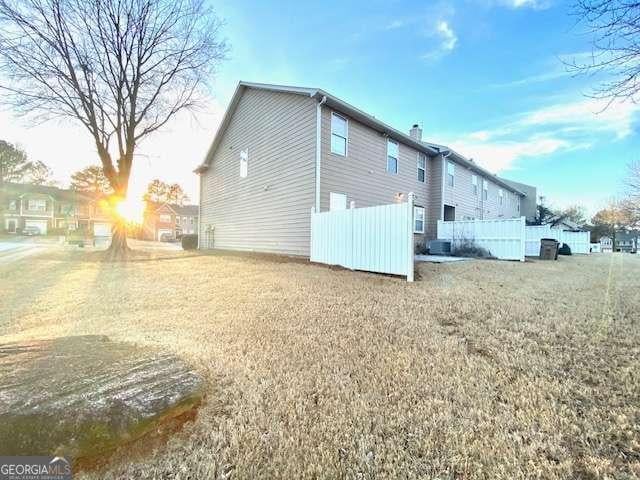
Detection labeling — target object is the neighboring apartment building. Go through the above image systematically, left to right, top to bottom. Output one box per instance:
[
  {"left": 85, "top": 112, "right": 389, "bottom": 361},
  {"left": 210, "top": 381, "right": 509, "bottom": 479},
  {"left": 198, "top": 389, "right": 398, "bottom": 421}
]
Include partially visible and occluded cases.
[
  {"left": 196, "top": 82, "right": 531, "bottom": 256},
  {"left": 500, "top": 178, "right": 537, "bottom": 223},
  {"left": 0, "top": 182, "right": 111, "bottom": 236},
  {"left": 143, "top": 202, "right": 199, "bottom": 241}
]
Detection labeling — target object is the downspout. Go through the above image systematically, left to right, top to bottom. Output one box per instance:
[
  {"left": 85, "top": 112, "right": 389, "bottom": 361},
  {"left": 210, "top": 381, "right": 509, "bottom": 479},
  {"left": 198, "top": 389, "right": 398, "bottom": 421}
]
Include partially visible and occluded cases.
[
  {"left": 315, "top": 95, "right": 327, "bottom": 213},
  {"left": 440, "top": 150, "right": 452, "bottom": 221},
  {"left": 196, "top": 173, "right": 202, "bottom": 249}
]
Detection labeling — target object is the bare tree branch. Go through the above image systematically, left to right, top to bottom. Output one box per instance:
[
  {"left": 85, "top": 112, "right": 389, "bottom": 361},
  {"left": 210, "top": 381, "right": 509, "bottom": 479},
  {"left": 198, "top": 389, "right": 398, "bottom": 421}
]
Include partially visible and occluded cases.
[{"left": 569, "top": 1, "right": 640, "bottom": 103}]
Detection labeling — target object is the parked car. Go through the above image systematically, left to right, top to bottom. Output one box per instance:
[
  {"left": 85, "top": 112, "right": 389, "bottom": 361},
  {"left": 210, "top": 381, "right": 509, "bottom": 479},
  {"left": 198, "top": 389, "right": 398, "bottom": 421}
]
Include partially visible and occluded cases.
[
  {"left": 22, "top": 226, "right": 41, "bottom": 236},
  {"left": 159, "top": 232, "right": 174, "bottom": 242}
]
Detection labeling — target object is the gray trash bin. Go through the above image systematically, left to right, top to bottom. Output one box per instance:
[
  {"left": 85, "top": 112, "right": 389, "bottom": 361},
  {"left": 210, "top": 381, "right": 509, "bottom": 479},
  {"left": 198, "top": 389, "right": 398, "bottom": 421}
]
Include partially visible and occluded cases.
[{"left": 540, "top": 238, "right": 559, "bottom": 260}]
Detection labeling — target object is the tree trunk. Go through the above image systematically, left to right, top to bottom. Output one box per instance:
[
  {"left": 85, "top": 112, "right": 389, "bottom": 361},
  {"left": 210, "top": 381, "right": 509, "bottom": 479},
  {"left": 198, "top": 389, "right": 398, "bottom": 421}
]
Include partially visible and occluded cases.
[{"left": 104, "top": 220, "right": 130, "bottom": 261}]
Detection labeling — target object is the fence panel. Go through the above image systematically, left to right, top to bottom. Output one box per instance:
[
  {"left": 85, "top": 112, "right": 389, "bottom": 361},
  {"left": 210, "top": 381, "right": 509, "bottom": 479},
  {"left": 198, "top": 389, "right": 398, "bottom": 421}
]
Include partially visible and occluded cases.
[
  {"left": 310, "top": 198, "right": 414, "bottom": 281},
  {"left": 437, "top": 217, "right": 526, "bottom": 261},
  {"left": 525, "top": 225, "right": 554, "bottom": 256},
  {"left": 525, "top": 226, "right": 591, "bottom": 255},
  {"left": 560, "top": 230, "right": 591, "bottom": 254}
]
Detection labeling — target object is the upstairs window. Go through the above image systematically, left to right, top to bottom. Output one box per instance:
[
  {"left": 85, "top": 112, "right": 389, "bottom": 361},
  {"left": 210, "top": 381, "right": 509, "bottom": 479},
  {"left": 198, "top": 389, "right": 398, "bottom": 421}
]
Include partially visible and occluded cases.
[
  {"left": 331, "top": 112, "right": 348, "bottom": 156},
  {"left": 387, "top": 139, "right": 398, "bottom": 174},
  {"left": 240, "top": 149, "right": 248, "bottom": 178},
  {"left": 417, "top": 154, "right": 426, "bottom": 182},
  {"left": 447, "top": 162, "right": 455, "bottom": 187},
  {"left": 471, "top": 175, "right": 478, "bottom": 195},
  {"left": 483, "top": 180, "right": 489, "bottom": 200},
  {"left": 499, "top": 188, "right": 504, "bottom": 205},
  {"left": 28, "top": 199, "right": 46, "bottom": 212},
  {"left": 8, "top": 200, "right": 16, "bottom": 211},
  {"left": 516, "top": 200, "right": 520, "bottom": 213},
  {"left": 414, "top": 206, "right": 425, "bottom": 233},
  {"left": 159, "top": 213, "right": 171, "bottom": 223}
]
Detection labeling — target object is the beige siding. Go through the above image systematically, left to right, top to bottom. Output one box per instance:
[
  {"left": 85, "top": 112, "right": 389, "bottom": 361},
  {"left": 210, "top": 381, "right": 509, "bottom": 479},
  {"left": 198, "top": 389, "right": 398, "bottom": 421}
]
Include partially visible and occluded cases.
[
  {"left": 199, "top": 88, "right": 316, "bottom": 256},
  {"left": 319, "top": 106, "right": 431, "bottom": 245},
  {"left": 425, "top": 155, "right": 443, "bottom": 240},
  {"left": 441, "top": 162, "right": 522, "bottom": 221}
]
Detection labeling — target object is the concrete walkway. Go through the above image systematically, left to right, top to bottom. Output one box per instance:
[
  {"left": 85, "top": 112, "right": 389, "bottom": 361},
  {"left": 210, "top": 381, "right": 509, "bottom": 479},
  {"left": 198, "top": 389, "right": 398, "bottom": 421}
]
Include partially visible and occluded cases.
[{"left": 415, "top": 255, "right": 472, "bottom": 263}]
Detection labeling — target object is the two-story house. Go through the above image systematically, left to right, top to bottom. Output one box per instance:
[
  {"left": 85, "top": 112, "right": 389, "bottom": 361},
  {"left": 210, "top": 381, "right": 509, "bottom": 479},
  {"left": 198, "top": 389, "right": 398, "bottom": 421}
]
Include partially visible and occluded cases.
[
  {"left": 195, "top": 82, "right": 532, "bottom": 256},
  {"left": 1, "top": 182, "right": 112, "bottom": 236},
  {"left": 143, "top": 202, "right": 199, "bottom": 241},
  {"left": 615, "top": 230, "right": 639, "bottom": 253}
]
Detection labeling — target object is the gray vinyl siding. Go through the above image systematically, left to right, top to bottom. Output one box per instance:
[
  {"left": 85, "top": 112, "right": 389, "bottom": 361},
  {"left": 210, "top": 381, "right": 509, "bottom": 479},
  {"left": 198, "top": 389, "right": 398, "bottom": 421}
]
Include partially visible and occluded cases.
[
  {"left": 199, "top": 88, "right": 316, "bottom": 256},
  {"left": 319, "top": 106, "right": 431, "bottom": 245},
  {"left": 425, "top": 155, "right": 443, "bottom": 240},
  {"left": 442, "top": 163, "right": 522, "bottom": 221},
  {"left": 501, "top": 178, "right": 536, "bottom": 221}
]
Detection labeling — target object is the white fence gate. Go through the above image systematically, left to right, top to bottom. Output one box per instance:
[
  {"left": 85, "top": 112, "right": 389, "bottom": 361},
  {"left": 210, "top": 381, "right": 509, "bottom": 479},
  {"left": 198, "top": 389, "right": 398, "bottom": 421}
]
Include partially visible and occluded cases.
[
  {"left": 310, "top": 197, "right": 414, "bottom": 281},
  {"left": 437, "top": 217, "right": 526, "bottom": 261},
  {"left": 525, "top": 225, "right": 591, "bottom": 256}
]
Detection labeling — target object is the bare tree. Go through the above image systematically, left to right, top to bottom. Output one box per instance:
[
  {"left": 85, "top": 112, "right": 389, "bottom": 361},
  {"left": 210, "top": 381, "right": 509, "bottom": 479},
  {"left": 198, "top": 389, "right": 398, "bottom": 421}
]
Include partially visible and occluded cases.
[
  {"left": 0, "top": 0, "right": 227, "bottom": 257},
  {"left": 570, "top": 1, "right": 640, "bottom": 103},
  {"left": 623, "top": 159, "right": 640, "bottom": 224}
]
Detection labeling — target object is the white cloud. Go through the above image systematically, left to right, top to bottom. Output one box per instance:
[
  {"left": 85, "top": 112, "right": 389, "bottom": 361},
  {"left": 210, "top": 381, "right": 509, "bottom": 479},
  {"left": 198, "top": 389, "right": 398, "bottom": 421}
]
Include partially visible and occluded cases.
[
  {"left": 492, "top": 0, "right": 551, "bottom": 9},
  {"left": 384, "top": 19, "right": 406, "bottom": 30},
  {"left": 422, "top": 20, "right": 458, "bottom": 60},
  {"left": 437, "top": 21, "right": 457, "bottom": 51},
  {"left": 490, "top": 69, "right": 571, "bottom": 88},
  {"left": 438, "top": 96, "right": 639, "bottom": 173},
  {"left": 519, "top": 97, "right": 640, "bottom": 139},
  {"left": 446, "top": 136, "right": 571, "bottom": 172}
]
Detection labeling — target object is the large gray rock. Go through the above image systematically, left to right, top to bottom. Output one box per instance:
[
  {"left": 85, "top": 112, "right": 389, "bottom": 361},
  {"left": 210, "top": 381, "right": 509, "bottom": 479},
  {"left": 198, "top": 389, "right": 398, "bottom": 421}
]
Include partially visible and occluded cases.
[{"left": 0, "top": 335, "right": 204, "bottom": 466}]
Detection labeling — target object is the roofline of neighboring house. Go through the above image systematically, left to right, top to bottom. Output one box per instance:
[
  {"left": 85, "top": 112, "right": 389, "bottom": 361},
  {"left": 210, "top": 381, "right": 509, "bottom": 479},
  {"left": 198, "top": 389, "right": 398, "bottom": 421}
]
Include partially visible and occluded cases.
[
  {"left": 194, "top": 81, "right": 526, "bottom": 197},
  {"left": 3, "top": 182, "right": 100, "bottom": 202},
  {"left": 150, "top": 201, "right": 199, "bottom": 216}
]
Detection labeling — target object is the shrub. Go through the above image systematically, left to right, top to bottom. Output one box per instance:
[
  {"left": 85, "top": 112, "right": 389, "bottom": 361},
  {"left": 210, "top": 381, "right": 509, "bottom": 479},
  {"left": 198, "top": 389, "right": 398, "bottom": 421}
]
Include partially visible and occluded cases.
[
  {"left": 47, "top": 227, "right": 68, "bottom": 236},
  {"left": 181, "top": 234, "right": 198, "bottom": 250},
  {"left": 452, "top": 240, "right": 493, "bottom": 259},
  {"left": 415, "top": 242, "right": 429, "bottom": 255},
  {"left": 558, "top": 243, "right": 572, "bottom": 256}
]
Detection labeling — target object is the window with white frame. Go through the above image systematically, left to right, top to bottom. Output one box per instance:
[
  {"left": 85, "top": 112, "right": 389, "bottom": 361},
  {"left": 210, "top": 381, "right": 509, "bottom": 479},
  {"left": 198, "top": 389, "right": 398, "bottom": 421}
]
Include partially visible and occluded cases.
[
  {"left": 331, "top": 112, "right": 348, "bottom": 156},
  {"left": 387, "top": 139, "right": 398, "bottom": 174},
  {"left": 240, "top": 149, "right": 248, "bottom": 178},
  {"left": 417, "top": 154, "right": 426, "bottom": 182},
  {"left": 447, "top": 162, "right": 455, "bottom": 187},
  {"left": 471, "top": 174, "right": 478, "bottom": 195},
  {"left": 483, "top": 180, "right": 489, "bottom": 200},
  {"left": 498, "top": 188, "right": 504, "bottom": 205},
  {"left": 329, "top": 192, "right": 347, "bottom": 211},
  {"left": 28, "top": 199, "right": 46, "bottom": 212},
  {"left": 516, "top": 199, "right": 520, "bottom": 212},
  {"left": 414, "top": 206, "right": 425, "bottom": 233},
  {"left": 159, "top": 213, "right": 171, "bottom": 223},
  {"left": 175, "top": 216, "right": 181, "bottom": 224},
  {"left": 190, "top": 217, "right": 194, "bottom": 225}
]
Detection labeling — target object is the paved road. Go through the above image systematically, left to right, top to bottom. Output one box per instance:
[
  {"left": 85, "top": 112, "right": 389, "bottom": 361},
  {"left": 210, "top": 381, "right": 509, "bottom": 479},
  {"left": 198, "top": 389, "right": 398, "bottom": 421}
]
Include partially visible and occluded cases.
[{"left": 0, "top": 238, "right": 58, "bottom": 265}]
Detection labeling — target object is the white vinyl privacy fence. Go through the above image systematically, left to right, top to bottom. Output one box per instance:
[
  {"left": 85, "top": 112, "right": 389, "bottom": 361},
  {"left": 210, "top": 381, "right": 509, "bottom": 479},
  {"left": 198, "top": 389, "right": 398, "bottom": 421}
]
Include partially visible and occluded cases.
[
  {"left": 310, "top": 196, "right": 414, "bottom": 281},
  {"left": 437, "top": 217, "right": 526, "bottom": 261},
  {"left": 525, "top": 225, "right": 591, "bottom": 255}
]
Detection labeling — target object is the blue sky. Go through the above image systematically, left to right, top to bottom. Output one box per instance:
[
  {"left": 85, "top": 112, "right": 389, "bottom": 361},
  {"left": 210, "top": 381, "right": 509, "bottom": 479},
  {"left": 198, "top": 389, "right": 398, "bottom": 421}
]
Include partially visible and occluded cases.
[
  {"left": 1, "top": 0, "right": 637, "bottom": 214},
  {"left": 207, "top": 0, "right": 639, "bottom": 215}
]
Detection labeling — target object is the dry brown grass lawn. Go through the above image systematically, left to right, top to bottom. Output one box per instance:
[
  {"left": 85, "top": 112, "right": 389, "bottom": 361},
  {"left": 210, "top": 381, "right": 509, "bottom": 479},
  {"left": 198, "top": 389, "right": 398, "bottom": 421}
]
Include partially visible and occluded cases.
[{"left": 1, "top": 250, "right": 639, "bottom": 479}]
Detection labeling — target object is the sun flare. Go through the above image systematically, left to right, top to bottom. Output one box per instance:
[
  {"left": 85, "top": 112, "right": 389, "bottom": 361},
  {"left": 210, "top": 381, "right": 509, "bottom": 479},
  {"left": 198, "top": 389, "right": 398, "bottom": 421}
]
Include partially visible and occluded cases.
[{"left": 113, "top": 196, "right": 145, "bottom": 224}]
